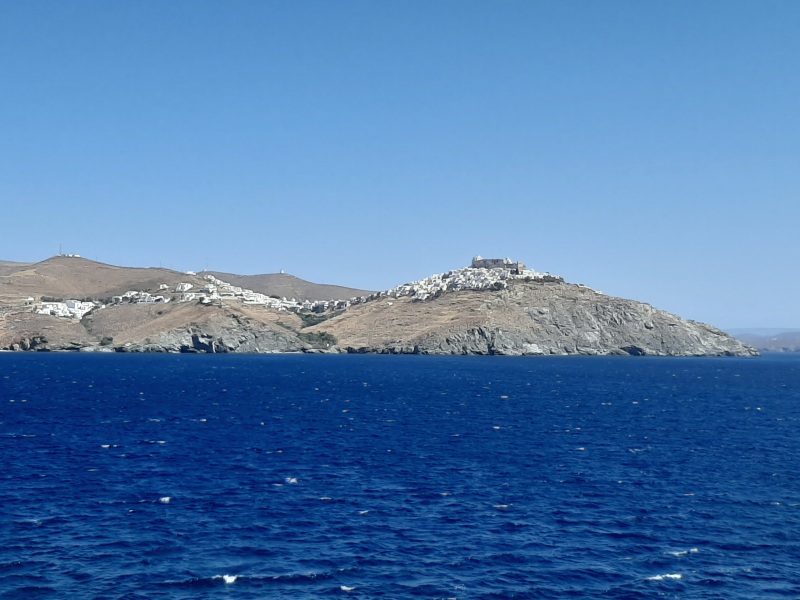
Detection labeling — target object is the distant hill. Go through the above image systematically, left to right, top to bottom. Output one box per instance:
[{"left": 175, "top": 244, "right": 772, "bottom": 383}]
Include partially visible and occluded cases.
[
  {"left": 0, "top": 257, "right": 371, "bottom": 308},
  {"left": 0, "top": 260, "right": 31, "bottom": 277},
  {"left": 203, "top": 271, "right": 373, "bottom": 302},
  {"left": 729, "top": 330, "right": 800, "bottom": 352}
]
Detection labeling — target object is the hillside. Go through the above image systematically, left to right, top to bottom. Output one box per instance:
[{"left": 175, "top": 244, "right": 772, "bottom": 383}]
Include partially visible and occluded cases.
[
  {"left": 0, "top": 256, "right": 757, "bottom": 356},
  {"left": 0, "top": 256, "right": 208, "bottom": 308},
  {"left": 0, "top": 260, "right": 31, "bottom": 277},
  {"left": 204, "top": 271, "right": 372, "bottom": 301},
  {"left": 310, "top": 280, "right": 757, "bottom": 357}
]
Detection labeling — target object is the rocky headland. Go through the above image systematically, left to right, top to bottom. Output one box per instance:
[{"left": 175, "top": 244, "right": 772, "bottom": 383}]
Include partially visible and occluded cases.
[{"left": 0, "top": 255, "right": 757, "bottom": 357}]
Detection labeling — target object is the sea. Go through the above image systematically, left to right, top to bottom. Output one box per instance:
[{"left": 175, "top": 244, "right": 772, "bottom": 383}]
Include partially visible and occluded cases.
[{"left": 1, "top": 353, "right": 799, "bottom": 599}]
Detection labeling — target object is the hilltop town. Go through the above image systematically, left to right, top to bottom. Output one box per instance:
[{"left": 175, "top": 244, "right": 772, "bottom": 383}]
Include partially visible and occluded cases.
[{"left": 26, "top": 255, "right": 565, "bottom": 321}]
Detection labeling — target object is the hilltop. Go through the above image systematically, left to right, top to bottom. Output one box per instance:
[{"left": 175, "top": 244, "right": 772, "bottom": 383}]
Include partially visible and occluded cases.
[
  {"left": 0, "top": 255, "right": 757, "bottom": 356},
  {"left": 0, "top": 256, "right": 208, "bottom": 306},
  {"left": 0, "top": 257, "right": 370, "bottom": 308},
  {"left": 203, "top": 271, "right": 372, "bottom": 302}
]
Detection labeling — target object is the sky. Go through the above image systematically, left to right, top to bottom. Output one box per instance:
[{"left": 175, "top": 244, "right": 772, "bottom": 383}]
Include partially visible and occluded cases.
[{"left": 1, "top": 1, "right": 798, "bottom": 329}]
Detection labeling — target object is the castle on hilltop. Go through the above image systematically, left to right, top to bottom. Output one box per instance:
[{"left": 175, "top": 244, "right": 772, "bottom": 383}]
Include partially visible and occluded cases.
[{"left": 471, "top": 256, "right": 527, "bottom": 275}]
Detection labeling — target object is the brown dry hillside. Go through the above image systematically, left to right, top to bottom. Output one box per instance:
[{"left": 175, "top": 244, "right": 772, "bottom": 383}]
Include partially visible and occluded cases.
[
  {"left": 0, "top": 256, "right": 208, "bottom": 306},
  {"left": 0, "top": 260, "right": 31, "bottom": 277},
  {"left": 205, "top": 271, "right": 373, "bottom": 301},
  {"left": 310, "top": 280, "right": 757, "bottom": 356},
  {"left": 309, "top": 291, "right": 489, "bottom": 349},
  {"left": 83, "top": 300, "right": 297, "bottom": 345},
  {"left": 0, "top": 311, "right": 97, "bottom": 350}
]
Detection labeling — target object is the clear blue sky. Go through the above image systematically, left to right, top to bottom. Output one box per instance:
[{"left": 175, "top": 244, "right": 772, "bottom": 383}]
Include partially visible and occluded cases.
[{"left": 1, "top": 1, "right": 798, "bottom": 329}]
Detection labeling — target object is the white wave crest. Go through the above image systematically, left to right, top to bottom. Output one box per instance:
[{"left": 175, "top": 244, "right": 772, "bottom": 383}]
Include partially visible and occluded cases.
[{"left": 668, "top": 548, "right": 698, "bottom": 557}]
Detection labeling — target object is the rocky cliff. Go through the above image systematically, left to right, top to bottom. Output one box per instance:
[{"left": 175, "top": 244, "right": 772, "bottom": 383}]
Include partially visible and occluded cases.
[{"left": 309, "top": 281, "right": 757, "bottom": 357}]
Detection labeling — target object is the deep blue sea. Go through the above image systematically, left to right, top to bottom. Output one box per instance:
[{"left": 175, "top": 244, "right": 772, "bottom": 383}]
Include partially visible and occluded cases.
[{"left": 2, "top": 353, "right": 799, "bottom": 599}]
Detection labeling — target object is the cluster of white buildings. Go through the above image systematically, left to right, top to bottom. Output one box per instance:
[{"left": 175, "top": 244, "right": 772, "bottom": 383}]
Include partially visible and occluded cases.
[
  {"left": 29, "top": 256, "right": 558, "bottom": 320},
  {"left": 383, "top": 258, "right": 559, "bottom": 302},
  {"left": 196, "top": 275, "right": 360, "bottom": 313},
  {"left": 196, "top": 275, "right": 284, "bottom": 307},
  {"left": 115, "top": 290, "right": 171, "bottom": 304},
  {"left": 36, "top": 300, "right": 96, "bottom": 319}
]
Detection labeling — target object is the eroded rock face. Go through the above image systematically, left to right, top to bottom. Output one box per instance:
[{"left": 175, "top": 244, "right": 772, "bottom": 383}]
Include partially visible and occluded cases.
[
  {"left": 321, "top": 281, "right": 757, "bottom": 357},
  {"left": 0, "top": 312, "right": 99, "bottom": 352},
  {"left": 115, "top": 320, "right": 305, "bottom": 354},
  {"left": 9, "top": 336, "right": 49, "bottom": 352}
]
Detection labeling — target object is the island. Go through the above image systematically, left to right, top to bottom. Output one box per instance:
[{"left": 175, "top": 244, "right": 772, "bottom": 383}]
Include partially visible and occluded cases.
[{"left": 0, "top": 255, "right": 757, "bottom": 357}]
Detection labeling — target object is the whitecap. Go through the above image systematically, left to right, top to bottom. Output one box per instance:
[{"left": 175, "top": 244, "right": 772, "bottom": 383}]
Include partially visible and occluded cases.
[
  {"left": 285, "top": 477, "right": 298, "bottom": 484},
  {"left": 159, "top": 496, "right": 171, "bottom": 504},
  {"left": 668, "top": 548, "right": 698, "bottom": 557},
  {"left": 647, "top": 573, "right": 682, "bottom": 581},
  {"left": 213, "top": 574, "right": 238, "bottom": 584},
  {"left": 340, "top": 585, "right": 356, "bottom": 592}
]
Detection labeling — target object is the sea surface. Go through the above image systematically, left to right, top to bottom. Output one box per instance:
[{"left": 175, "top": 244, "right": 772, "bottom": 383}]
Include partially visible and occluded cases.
[{"left": 1, "top": 353, "right": 799, "bottom": 599}]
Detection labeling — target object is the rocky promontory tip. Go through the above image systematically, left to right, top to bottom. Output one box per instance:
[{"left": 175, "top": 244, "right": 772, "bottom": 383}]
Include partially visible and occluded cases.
[{"left": 0, "top": 255, "right": 757, "bottom": 357}]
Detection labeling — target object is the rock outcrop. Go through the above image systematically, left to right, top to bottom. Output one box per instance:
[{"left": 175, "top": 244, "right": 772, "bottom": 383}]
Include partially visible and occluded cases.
[
  {"left": 311, "top": 281, "right": 757, "bottom": 357},
  {"left": 115, "top": 320, "right": 303, "bottom": 354}
]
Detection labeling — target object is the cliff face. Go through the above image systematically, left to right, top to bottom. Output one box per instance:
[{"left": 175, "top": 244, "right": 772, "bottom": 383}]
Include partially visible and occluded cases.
[{"left": 311, "top": 281, "right": 757, "bottom": 357}]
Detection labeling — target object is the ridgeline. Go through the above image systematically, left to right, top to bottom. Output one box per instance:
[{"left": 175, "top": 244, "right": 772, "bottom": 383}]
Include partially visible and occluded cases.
[{"left": 0, "top": 255, "right": 757, "bottom": 357}]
